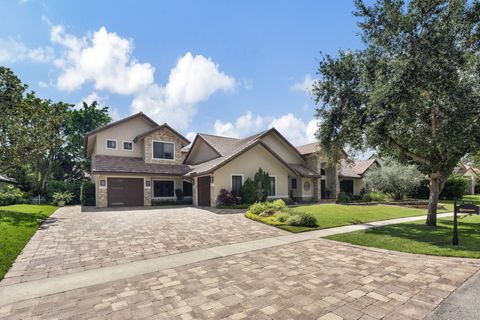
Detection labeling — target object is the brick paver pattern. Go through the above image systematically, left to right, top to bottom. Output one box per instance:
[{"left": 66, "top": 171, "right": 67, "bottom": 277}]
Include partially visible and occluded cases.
[
  {"left": 1, "top": 206, "right": 285, "bottom": 285},
  {"left": 1, "top": 238, "right": 478, "bottom": 320}
]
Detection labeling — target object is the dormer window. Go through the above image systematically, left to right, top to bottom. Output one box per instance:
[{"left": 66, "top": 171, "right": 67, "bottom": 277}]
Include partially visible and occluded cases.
[
  {"left": 106, "top": 139, "right": 117, "bottom": 149},
  {"left": 123, "top": 141, "right": 133, "bottom": 151},
  {"left": 153, "top": 141, "right": 175, "bottom": 160}
]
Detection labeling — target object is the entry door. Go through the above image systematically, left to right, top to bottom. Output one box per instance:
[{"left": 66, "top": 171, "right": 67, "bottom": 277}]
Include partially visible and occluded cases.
[
  {"left": 197, "top": 176, "right": 211, "bottom": 206},
  {"left": 107, "top": 178, "right": 144, "bottom": 207},
  {"left": 321, "top": 179, "right": 326, "bottom": 199}
]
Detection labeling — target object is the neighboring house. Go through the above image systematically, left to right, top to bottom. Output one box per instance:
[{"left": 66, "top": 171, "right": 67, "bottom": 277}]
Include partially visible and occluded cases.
[
  {"left": 85, "top": 112, "right": 339, "bottom": 208},
  {"left": 338, "top": 158, "right": 381, "bottom": 195},
  {"left": 456, "top": 163, "right": 480, "bottom": 195},
  {"left": 0, "top": 175, "right": 16, "bottom": 190}
]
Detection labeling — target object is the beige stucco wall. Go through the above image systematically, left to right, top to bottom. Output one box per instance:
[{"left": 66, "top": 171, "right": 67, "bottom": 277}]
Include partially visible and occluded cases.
[
  {"left": 94, "top": 117, "right": 153, "bottom": 157},
  {"left": 143, "top": 128, "right": 187, "bottom": 165},
  {"left": 260, "top": 133, "right": 305, "bottom": 164},
  {"left": 185, "top": 138, "right": 219, "bottom": 165},
  {"left": 212, "top": 144, "right": 292, "bottom": 206}
]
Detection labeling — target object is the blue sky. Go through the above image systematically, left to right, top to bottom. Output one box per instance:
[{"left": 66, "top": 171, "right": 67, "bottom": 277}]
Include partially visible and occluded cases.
[{"left": 0, "top": 0, "right": 364, "bottom": 145}]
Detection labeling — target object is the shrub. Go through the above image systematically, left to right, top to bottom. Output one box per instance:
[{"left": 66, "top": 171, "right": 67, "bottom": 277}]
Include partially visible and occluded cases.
[
  {"left": 364, "top": 158, "right": 423, "bottom": 200},
  {"left": 254, "top": 168, "right": 271, "bottom": 202},
  {"left": 440, "top": 174, "right": 468, "bottom": 200},
  {"left": 240, "top": 178, "right": 257, "bottom": 204},
  {"left": 409, "top": 179, "right": 430, "bottom": 199},
  {"left": 46, "top": 180, "right": 82, "bottom": 204},
  {"left": 80, "top": 181, "right": 95, "bottom": 206},
  {"left": 0, "top": 185, "right": 24, "bottom": 205},
  {"left": 175, "top": 188, "right": 184, "bottom": 201},
  {"left": 217, "top": 189, "right": 236, "bottom": 206},
  {"left": 52, "top": 192, "right": 74, "bottom": 205},
  {"left": 337, "top": 192, "right": 351, "bottom": 204},
  {"left": 369, "top": 192, "right": 389, "bottom": 202},
  {"left": 362, "top": 193, "right": 372, "bottom": 202},
  {"left": 271, "top": 199, "right": 287, "bottom": 211},
  {"left": 248, "top": 202, "right": 267, "bottom": 215},
  {"left": 276, "top": 211, "right": 290, "bottom": 222},
  {"left": 287, "top": 212, "right": 317, "bottom": 227}
]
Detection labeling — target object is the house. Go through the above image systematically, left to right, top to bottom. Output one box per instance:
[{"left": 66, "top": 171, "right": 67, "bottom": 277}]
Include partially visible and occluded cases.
[
  {"left": 85, "top": 112, "right": 339, "bottom": 208},
  {"left": 337, "top": 158, "right": 381, "bottom": 195},
  {"left": 456, "top": 163, "right": 480, "bottom": 195},
  {"left": 0, "top": 175, "right": 16, "bottom": 189}
]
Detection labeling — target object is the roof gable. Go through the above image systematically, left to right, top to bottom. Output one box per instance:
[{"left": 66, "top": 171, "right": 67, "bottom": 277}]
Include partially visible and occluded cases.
[
  {"left": 133, "top": 123, "right": 190, "bottom": 145},
  {"left": 183, "top": 135, "right": 221, "bottom": 165},
  {"left": 339, "top": 158, "right": 380, "bottom": 178}
]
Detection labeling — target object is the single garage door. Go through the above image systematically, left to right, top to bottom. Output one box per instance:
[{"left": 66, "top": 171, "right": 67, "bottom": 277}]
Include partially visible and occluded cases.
[
  {"left": 197, "top": 176, "right": 211, "bottom": 206},
  {"left": 107, "top": 178, "right": 144, "bottom": 207}
]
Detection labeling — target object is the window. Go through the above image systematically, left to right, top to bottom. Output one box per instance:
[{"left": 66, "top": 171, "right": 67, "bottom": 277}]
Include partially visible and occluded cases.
[
  {"left": 106, "top": 140, "right": 117, "bottom": 149},
  {"left": 123, "top": 141, "right": 133, "bottom": 151},
  {"left": 153, "top": 141, "right": 174, "bottom": 160},
  {"left": 320, "top": 168, "right": 326, "bottom": 175},
  {"left": 231, "top": 175, "right": 243, "bottom": 196},
  {"left": 268, "top": 177, "right": 276, "bottom": 196},
  {"left": 291, "top": 178, "right": 297, "bottom": 189},
  {"left": 153, "top": 181, "right": 174, "bottom": 197},
  {"left": 183, "top": 181, "right": 193, "bottom": 197}
]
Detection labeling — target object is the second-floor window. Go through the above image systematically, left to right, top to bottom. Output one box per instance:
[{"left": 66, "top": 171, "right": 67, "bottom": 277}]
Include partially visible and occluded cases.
[
  {"left": 106, "top": 139, "right": 117, "bottom": 149},
  {"left": 153, "top": 141, "right": 174, "bottom": 160}
]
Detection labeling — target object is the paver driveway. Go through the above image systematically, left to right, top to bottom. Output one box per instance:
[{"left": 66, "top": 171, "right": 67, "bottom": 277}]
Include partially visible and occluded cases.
[
  {"left": 1, "top": 206, "right": 285, "bottom": 285},
  {"left": 1, "top": 206, "right": 479, "bottom": 319}
]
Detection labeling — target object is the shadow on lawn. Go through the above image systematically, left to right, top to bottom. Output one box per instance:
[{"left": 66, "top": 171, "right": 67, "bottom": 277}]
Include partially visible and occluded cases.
[
  {"left": 0, "top": 210, "right": 58, "bottom": 228},
  {"left": 362, "top": 218, "right": 480, "bottom": 251}
]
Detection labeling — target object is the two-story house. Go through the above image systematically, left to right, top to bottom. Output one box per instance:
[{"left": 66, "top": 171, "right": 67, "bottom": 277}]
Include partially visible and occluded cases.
[{"left": 85, "top": 112, "right": 343, "bottom": 208}]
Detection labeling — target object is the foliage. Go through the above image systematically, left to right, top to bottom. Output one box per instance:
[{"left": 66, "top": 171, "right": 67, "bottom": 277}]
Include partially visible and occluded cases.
[
  {"left": 312, "top": 0, "right": 480, "bottom": 225},
  {"left": 364, "top": 159, "right": 423, "bottom": 200},
  {"left": 254, "top": 168, "right": 270, "bottom": 202},
  {"left": 440, "top": 174, "right": 468, "bottom": 200},
  {"left": 240, "top": 178, "right": 257, "bottom": 204},
  {"left": 409, "top": 179, "right": 431, "bottom": 200},
  {"left": 45, "top": 180, "right": 81, "bottom": 204},
  {"left": 80, "top": 182, "right": 96, "bottom": 206},
  {"left": 0, "top": 185, "right": 24, "bottom": 206},
  {"left": 175, "top": 188, "right": 184, "bottom": 201},
  {"left": 217, "top": 188, "right": 236, "bottom": 206},
  {"left": 52, "top": 192, "right": 74, "bottom": 205},
  {"left": 336, "top": 192, "right": 351, "bottom": 204},
  {"left": 364, "top": 192, "right": 389, "bottom": 202},
  {"left": 247, "top": 199, "right": 288, "bottom": 216},
  {"left": 271, "top": 199, "right": 287, "bottom": 211},
  {"left": 248, "top": 202, "right": 267, "bottom": 215},
  {"left": 216, "top": 204, "right": 250, "bottom": 209},
  {"left": 275, "top": 211, "right": 290, "bottom": 222},
  {"left": 287, "top": 212, "right": 317, "bottom": 227}
]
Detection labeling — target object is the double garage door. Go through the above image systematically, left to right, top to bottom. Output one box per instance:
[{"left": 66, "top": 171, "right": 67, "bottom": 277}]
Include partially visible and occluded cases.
[{"left": 107, "top": 178, "right": 144, "bottom": 207}]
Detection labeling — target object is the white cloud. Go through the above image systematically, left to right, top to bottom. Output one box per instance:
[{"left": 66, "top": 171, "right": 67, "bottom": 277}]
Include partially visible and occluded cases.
[
  {"left": 51, "top": 25, "right": 154, "bottom": 94},
  {"left": 0, "top": 38, "right": 53, "bottom": 63},
  {"left": 132, "top": 52, "right": 235, "bottom": 130},
  {"left": 290, "top": 74, "right": 314, "bottom": 95},
  {"left": 38, "top": 81, "right": 49, "bottom": 88},
  {"left": 74, "top": 92, "right": 120, "bottom": 120},
  {"left": 213, "top": 111, "right": 264, "bottom": 138},
  {"left": 268, "top": 113, "right": 317, "bottom": 146}
]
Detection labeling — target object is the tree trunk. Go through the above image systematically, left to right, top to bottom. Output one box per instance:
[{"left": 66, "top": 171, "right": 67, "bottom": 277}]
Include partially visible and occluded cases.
[{"left": 425, "top": 172, "right": 446, "bottom": 226}]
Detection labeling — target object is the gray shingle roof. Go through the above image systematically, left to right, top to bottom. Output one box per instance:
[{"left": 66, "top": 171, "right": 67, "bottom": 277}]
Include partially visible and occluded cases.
[
  {"left": 296, "top": 142, "right": 321, "bottom": 155},
  {"left": 93, "top": 155, "right": 191, "bottom": 176},
  {"left": 338, "top": 158, "right": 378, "bottom": 178}
]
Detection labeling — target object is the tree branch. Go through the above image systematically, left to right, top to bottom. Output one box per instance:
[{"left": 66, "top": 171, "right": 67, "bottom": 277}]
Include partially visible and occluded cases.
[{"left": 386, "top": 137, "right": 432, "bottom": 166}]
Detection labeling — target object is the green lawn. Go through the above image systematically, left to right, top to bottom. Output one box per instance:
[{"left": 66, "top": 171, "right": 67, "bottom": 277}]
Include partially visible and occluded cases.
[
  {"left": 246, "top": 203, "right": 453, "bottom": 233},
  {"left": 0, "top": 204, "right": 58, "bottom": 280},
  {"left": 327, "top": 214, "right": 480, "bottom": 258}
]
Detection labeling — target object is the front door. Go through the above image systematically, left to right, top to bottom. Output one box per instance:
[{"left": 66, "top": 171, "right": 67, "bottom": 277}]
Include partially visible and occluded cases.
[
  {"left": 197, "top": 176, "right": 211, "bottom": 206},
  {"left": 321, "top": 179, "right": 326, "bottom": 199}
]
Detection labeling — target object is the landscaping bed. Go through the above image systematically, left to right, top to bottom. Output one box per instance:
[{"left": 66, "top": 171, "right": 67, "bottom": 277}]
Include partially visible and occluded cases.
[
  {"left": 246, "top": 202, "right": 453, "bottom": 233},
  {"left": 0, "top": 204, "right": 58, "bottom": 280},
  {"left": 327, "top": 214, "right": 480, "bottom": 259}
]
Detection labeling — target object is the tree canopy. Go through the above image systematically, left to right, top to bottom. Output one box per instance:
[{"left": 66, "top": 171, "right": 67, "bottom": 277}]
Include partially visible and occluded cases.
[{"left": 313, "top": 0, "right": 480, "bottom": 226}]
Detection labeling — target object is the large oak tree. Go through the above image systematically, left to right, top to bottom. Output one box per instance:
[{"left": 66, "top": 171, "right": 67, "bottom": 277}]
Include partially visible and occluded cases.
[{"left": 312, "top": 0, "right": 480, "bottom": 226}]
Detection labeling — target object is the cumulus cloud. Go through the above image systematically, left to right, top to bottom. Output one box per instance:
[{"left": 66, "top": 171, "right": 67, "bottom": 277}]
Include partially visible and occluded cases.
[
  {"left": 51, "top": 25, "right": 154, "bottom": 94},
  {"left": 0, "top": 38, "right": 53, "bottom": 63},
  {"left": 132, "top": 52, "right": 235, "bottom": 130},
  {"left": 290, "top": 74, "right": 314, "bottom": 95},
  {"left": 211, "top": 111, "right": 318, "bottom": 146},
  {"left": 213, "top": 111, "right": 264, "bottom": 138},
  {"left": 268, "top": 113, "right": 318, "bottom": 146}
]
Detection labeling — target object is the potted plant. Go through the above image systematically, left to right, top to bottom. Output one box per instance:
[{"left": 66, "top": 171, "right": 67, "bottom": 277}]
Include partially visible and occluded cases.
[{"left": 53, "top": 191, "right": 74, "bottom": 207}]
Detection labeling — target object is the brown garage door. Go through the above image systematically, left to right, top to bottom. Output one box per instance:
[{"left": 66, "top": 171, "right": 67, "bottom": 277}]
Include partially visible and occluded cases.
[
  {"left": 197, "top": 176, "right": 211, "bottom": 206},
  {"left": 107, "top": 178, "right": 144, "bottom": 207}
]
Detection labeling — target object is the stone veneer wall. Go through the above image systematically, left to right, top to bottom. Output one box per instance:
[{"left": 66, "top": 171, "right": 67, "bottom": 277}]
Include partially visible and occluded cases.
[
  {"left": 143, "top": 128, "right": 186, "bottom": 165},
  {"left": 306, "top": 155, "right": 321, "bottom": 201},
  {"left": 97, "top": 174, "right": 108, "bottom": 208},
  {"left": 210, "top": 177, "right": 216, "bottom": 207},
  {"left": 144, "top": 178, "right": 151, "bottom": 206}
]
